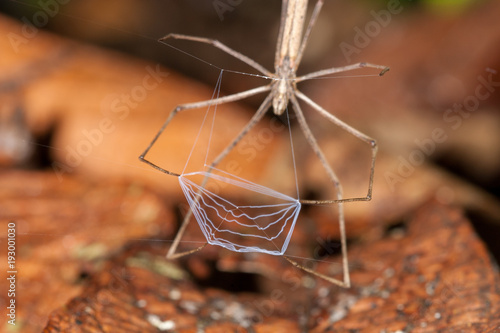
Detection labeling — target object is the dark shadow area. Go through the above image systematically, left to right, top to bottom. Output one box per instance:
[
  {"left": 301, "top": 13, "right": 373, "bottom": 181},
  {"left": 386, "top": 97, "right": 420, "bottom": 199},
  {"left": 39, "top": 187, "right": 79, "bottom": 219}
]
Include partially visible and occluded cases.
[
  {"left": 30, "top": 121, "right": 57, "bottom": 170},
  {"left": 432, "top": 149, "right": 500, "bottom": 199},
  {"left": 466, "top": 208, "right": 500, "bottom": 266},
  {"left": 384, "top": 219, "right": 408, "bottom": 238},
  {"left": 314, "top": 238, "right": 343, "bottom": 258},
  {"left": 191, "top": 259, "right": 261, "bottom": 293}
]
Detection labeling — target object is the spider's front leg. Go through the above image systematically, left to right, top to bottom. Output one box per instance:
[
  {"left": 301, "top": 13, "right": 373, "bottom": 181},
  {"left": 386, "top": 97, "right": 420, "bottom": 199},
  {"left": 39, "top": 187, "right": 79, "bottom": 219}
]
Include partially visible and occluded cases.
[
  {"left": 160, "top": 34, "right": 272, "bottom": 77},
  {"left": 139, "top": 80, "right": 272, "bottom": 258},
  {"left": 139, "top": 84, "right": 271, "bottom": 175},
  {"left": 168, "top": 92, "right": 274, "bottom": 258}
]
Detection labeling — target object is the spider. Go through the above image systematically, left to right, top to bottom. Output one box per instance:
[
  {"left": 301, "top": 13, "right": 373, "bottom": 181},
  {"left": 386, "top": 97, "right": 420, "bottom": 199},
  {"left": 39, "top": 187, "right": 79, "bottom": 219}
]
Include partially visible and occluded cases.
[{"left": 140, "top": 0, "right": 389, "bottom": 287}]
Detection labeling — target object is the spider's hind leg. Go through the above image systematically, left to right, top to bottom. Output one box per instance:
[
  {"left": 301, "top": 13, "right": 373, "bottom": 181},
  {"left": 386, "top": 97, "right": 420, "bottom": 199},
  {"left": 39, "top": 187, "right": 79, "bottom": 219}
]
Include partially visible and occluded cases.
[
  {"left": 139, "top": 70, "right": 271, "bottom": 258},
  {"left": 294, "top": 90, "right": 378, "bottom": 204},
  {"left": 164, "top": 92, "right": 275, "bottom": 259},
  {"left": 282, "top": 95, "right": 351, "bottom": 287},
  {"left": 167, "top": 208, "right": 208, "bottom": 260}
]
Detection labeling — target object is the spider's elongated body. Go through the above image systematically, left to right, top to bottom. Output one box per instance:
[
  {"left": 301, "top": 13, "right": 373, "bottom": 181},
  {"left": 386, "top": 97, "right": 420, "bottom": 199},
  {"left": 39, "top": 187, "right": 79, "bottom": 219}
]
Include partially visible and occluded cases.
[
  {"left": 140, "top": 0, "right": 389, "bottom": 287},
  {"left": 272, "top": 0, "right": 307, "bottom": 115}
]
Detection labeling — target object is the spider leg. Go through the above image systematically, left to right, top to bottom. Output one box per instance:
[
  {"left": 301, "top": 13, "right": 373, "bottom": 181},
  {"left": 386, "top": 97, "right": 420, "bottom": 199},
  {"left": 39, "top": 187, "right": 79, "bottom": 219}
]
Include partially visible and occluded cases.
[
  {"left": 160, "top": 34, "right": 272, "bottom": 77},
  {"left": 296, "top": 62, "right": 389, "bottom": 82},
  {"left": 139, "top": 85, "right": 271, "bottom": 176},
  {"left": 206, "top": 90, "right": 274, "bottom": 170},
  {"left": 294, "top": 90, "right": 377, "bottom": 204},
  {"left": 166, "top": 92, "right": 275, "bottom": 259},
  {"left": 288, "top": 94, "right": 350, "bottom": 287},
  {"left": 284, "top": 254, "right": 349, "bottom": 288}
]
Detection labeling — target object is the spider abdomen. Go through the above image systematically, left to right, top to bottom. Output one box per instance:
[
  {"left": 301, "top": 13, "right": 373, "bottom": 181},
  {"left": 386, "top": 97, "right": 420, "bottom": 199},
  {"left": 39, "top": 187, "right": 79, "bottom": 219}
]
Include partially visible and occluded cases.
[{"left": 272, "top": 79, "right": 290, "bottom": 115}]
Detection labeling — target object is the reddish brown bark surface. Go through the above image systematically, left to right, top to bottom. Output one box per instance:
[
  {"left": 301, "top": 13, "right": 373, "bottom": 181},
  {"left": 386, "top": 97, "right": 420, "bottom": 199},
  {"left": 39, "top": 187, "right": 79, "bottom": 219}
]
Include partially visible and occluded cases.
[
  {"left": 0, "top": 171, "right": 173, "bottom": 331},
  {"left": 40, "top": 200, "right": 499, "bottom": 332}
]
